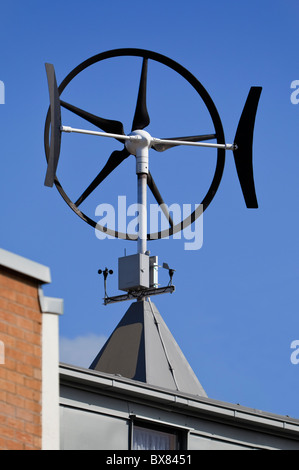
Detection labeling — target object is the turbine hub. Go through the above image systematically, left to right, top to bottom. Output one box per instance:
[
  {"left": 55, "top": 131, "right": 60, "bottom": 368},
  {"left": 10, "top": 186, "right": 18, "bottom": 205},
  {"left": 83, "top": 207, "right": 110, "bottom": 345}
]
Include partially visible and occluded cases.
[{"left": 125, "top": 129, "right": 152, "bottom": 156}]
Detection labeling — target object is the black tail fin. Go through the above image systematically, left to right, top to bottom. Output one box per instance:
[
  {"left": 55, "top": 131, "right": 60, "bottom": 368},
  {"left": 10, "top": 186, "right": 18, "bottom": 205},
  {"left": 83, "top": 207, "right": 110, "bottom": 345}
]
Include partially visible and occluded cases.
[
  {"left": 44, "top": 63, "right": 62, "bottom": 187},
  {"left": 233, "top": 87, "right": 262, "bottom": 208}
]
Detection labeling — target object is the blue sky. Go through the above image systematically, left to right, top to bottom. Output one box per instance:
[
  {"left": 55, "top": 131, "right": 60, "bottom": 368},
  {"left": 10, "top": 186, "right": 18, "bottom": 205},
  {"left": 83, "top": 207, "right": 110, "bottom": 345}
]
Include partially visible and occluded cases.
[{"left": 1, "top": 0, "right": 299, "bottom": 419}]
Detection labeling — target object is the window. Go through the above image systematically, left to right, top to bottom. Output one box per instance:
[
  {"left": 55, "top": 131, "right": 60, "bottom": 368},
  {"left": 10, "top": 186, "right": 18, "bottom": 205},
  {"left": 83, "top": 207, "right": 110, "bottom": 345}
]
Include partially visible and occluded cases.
[{"left": 131, "top": 420, "right": 186, "bottom": 450}]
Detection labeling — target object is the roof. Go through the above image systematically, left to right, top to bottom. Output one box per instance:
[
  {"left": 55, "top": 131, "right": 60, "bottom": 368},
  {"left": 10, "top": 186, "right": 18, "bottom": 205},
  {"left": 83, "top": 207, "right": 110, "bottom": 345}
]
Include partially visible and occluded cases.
[
  {"left": 0, "top": 248, "right": 51, "bottom": 284},
  {"left": 90, "top": 299, "right": 207, "bottom": 397},
  {"left": 60, "top": 362, "right": 299, "bottom": 442}
]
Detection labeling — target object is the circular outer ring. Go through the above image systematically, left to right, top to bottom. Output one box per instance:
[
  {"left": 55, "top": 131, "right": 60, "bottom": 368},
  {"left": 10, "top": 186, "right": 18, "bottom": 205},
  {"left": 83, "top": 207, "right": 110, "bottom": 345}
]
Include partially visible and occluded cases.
[{"left": 44, "top": 48, "right": 226, "bottom": 241}]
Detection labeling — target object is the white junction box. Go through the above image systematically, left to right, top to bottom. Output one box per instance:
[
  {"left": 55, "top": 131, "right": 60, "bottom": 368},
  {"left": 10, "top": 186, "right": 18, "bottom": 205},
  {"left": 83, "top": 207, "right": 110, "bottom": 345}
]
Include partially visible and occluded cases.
[
  {"left": 118, "top": 253, "right": 150, "bottom": 292},
  {"left": 149, "top": 256, "right": 158, "bottom": 288}
]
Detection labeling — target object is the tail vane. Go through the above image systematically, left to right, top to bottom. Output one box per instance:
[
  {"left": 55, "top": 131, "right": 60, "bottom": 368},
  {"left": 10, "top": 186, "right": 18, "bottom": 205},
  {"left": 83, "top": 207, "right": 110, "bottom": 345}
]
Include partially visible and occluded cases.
[
  {"left": 44, "top": 63, "right": 62, "bottom": 187},
  {"left": 233, "top": 87, "right": 262, "bottom": 208}
]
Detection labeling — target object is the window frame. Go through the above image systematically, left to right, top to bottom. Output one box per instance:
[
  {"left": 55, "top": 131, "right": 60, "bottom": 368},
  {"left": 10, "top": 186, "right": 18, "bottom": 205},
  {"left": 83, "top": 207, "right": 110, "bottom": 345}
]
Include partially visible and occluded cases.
[{"left": 129, "top": 415, "right": 188, "bottom": 450}]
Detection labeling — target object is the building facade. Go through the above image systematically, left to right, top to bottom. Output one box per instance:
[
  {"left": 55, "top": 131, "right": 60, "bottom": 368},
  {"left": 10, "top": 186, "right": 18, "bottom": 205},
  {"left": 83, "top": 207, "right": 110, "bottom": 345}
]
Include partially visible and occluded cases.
[
  {"left": 1, "top": 248, "right": 299, "bottom": 450},
  {"left": 0, "top": 249, "right": 62, "bottom": 450},
  {"left": 60, "top": 363, "right": 299, "bottom": 451}
]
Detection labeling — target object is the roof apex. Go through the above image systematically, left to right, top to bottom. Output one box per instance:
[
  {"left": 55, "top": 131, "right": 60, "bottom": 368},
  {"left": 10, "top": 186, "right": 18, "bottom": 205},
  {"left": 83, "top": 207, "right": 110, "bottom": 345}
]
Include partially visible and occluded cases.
[{"left": 90, "top": 299, "right": 206, "bottom": 397}]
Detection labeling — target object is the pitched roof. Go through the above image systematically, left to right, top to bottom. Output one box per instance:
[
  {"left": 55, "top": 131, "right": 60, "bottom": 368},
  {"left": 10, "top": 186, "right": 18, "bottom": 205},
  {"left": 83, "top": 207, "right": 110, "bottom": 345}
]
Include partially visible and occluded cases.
[{"left": 90, "top": 299, "right": 207, "bottom": 397}]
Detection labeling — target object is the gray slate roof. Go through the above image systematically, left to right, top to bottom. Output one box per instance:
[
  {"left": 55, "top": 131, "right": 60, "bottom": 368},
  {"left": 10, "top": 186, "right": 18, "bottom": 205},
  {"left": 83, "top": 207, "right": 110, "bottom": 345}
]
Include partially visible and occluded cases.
[{"left": 90, "top": 299, "right": 207, "bottom": 397}]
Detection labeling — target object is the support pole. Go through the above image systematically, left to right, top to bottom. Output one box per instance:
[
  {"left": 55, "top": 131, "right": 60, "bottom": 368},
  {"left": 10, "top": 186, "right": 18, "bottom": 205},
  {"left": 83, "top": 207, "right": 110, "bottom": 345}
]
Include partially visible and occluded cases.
[
  {"left": 125, "top": 129, "right": 151, "bottom": 255},
  {"left": 137, "top": 173, "right": 147, "bottom": 254}
]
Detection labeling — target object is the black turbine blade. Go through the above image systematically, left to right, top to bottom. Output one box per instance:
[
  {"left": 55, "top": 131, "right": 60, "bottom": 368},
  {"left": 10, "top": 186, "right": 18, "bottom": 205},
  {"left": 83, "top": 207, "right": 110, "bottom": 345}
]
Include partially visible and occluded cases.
[
  {"left": 131, "top": 58, "right": 150, "bottom": 131},
  {"left": 44, "top": 63, "right": 62, "bottom": 187},
  {"left": 233, "top": 87, "right": 262, "bottom": 208},
  {"left": 60, "top": 100, "right": 125, "bottom": 142},
  {"left": 151, "top": 134, "right": 217, "bottom": 152},
  {"left": 75, "top": 147, "right": 130, "bottom": 207},
  {"left": 147, "top": 172, "right": 173, "bottom": 227}
]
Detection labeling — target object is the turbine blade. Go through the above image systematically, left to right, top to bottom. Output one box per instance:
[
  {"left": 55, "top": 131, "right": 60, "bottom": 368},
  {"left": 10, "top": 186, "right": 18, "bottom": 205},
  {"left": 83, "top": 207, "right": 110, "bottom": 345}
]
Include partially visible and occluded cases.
[
  {"left": 131, "top": 58, "right": 150, "bottom": 131},
  {"left": 233, "top": 87, "right": 262, "bottom": 208},
  {"left": 60, "top": 100, "right": 125, "bottom": 143},
  {"left": 151, "top": 134, "right": 217, "bottom": 152},
  {"left": 75, "top": 147, "right": 130, "bottom": 207},
  {"left": 147, "top": 171, "right": 173, "bottom": 227}
]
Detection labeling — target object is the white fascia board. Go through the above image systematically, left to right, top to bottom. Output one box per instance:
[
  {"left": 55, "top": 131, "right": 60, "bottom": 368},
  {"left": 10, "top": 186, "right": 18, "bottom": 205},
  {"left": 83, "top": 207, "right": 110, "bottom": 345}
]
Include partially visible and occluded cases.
[
  {"left": 0, "top": 248, "right": 51, "bottom": 284},
  {"left": 38, "top": 287, "right": 63, "bottom": 315},
  {"left": 42, "top": 302, "right": 62, "bottom": 450}
]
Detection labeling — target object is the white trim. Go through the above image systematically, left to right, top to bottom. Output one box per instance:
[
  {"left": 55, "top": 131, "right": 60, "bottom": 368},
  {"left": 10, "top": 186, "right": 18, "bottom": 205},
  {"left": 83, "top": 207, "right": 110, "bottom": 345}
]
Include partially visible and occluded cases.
[
  {"left": 0, "top": 248, "right": 51, "bottom": 284},
  {"left": 38, "top": 287, "right": 64, "bottom": 315},
  {"left": 40, "top": 288, "right": 63, "bottom": 450}
]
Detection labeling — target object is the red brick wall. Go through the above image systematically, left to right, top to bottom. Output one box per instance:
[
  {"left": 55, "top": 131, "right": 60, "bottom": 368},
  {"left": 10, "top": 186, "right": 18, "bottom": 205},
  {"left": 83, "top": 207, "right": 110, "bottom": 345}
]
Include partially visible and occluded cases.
[{"left": 0, "top": 267, "right": 42, "bottom": 450}]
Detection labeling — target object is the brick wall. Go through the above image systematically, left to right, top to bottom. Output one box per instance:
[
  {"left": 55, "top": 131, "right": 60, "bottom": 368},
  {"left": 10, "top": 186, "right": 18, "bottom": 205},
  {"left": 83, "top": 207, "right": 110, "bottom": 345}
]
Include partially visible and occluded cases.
[{"left": 0, "top": 266, "right": 42, "bottom": 450}]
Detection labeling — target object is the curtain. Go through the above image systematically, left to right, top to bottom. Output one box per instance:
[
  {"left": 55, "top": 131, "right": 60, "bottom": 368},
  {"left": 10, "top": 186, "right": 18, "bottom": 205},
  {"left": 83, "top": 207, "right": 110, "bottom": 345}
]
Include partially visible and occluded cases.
[{"left": 133, "top": 425, "right": 177, "bottom": 450}]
